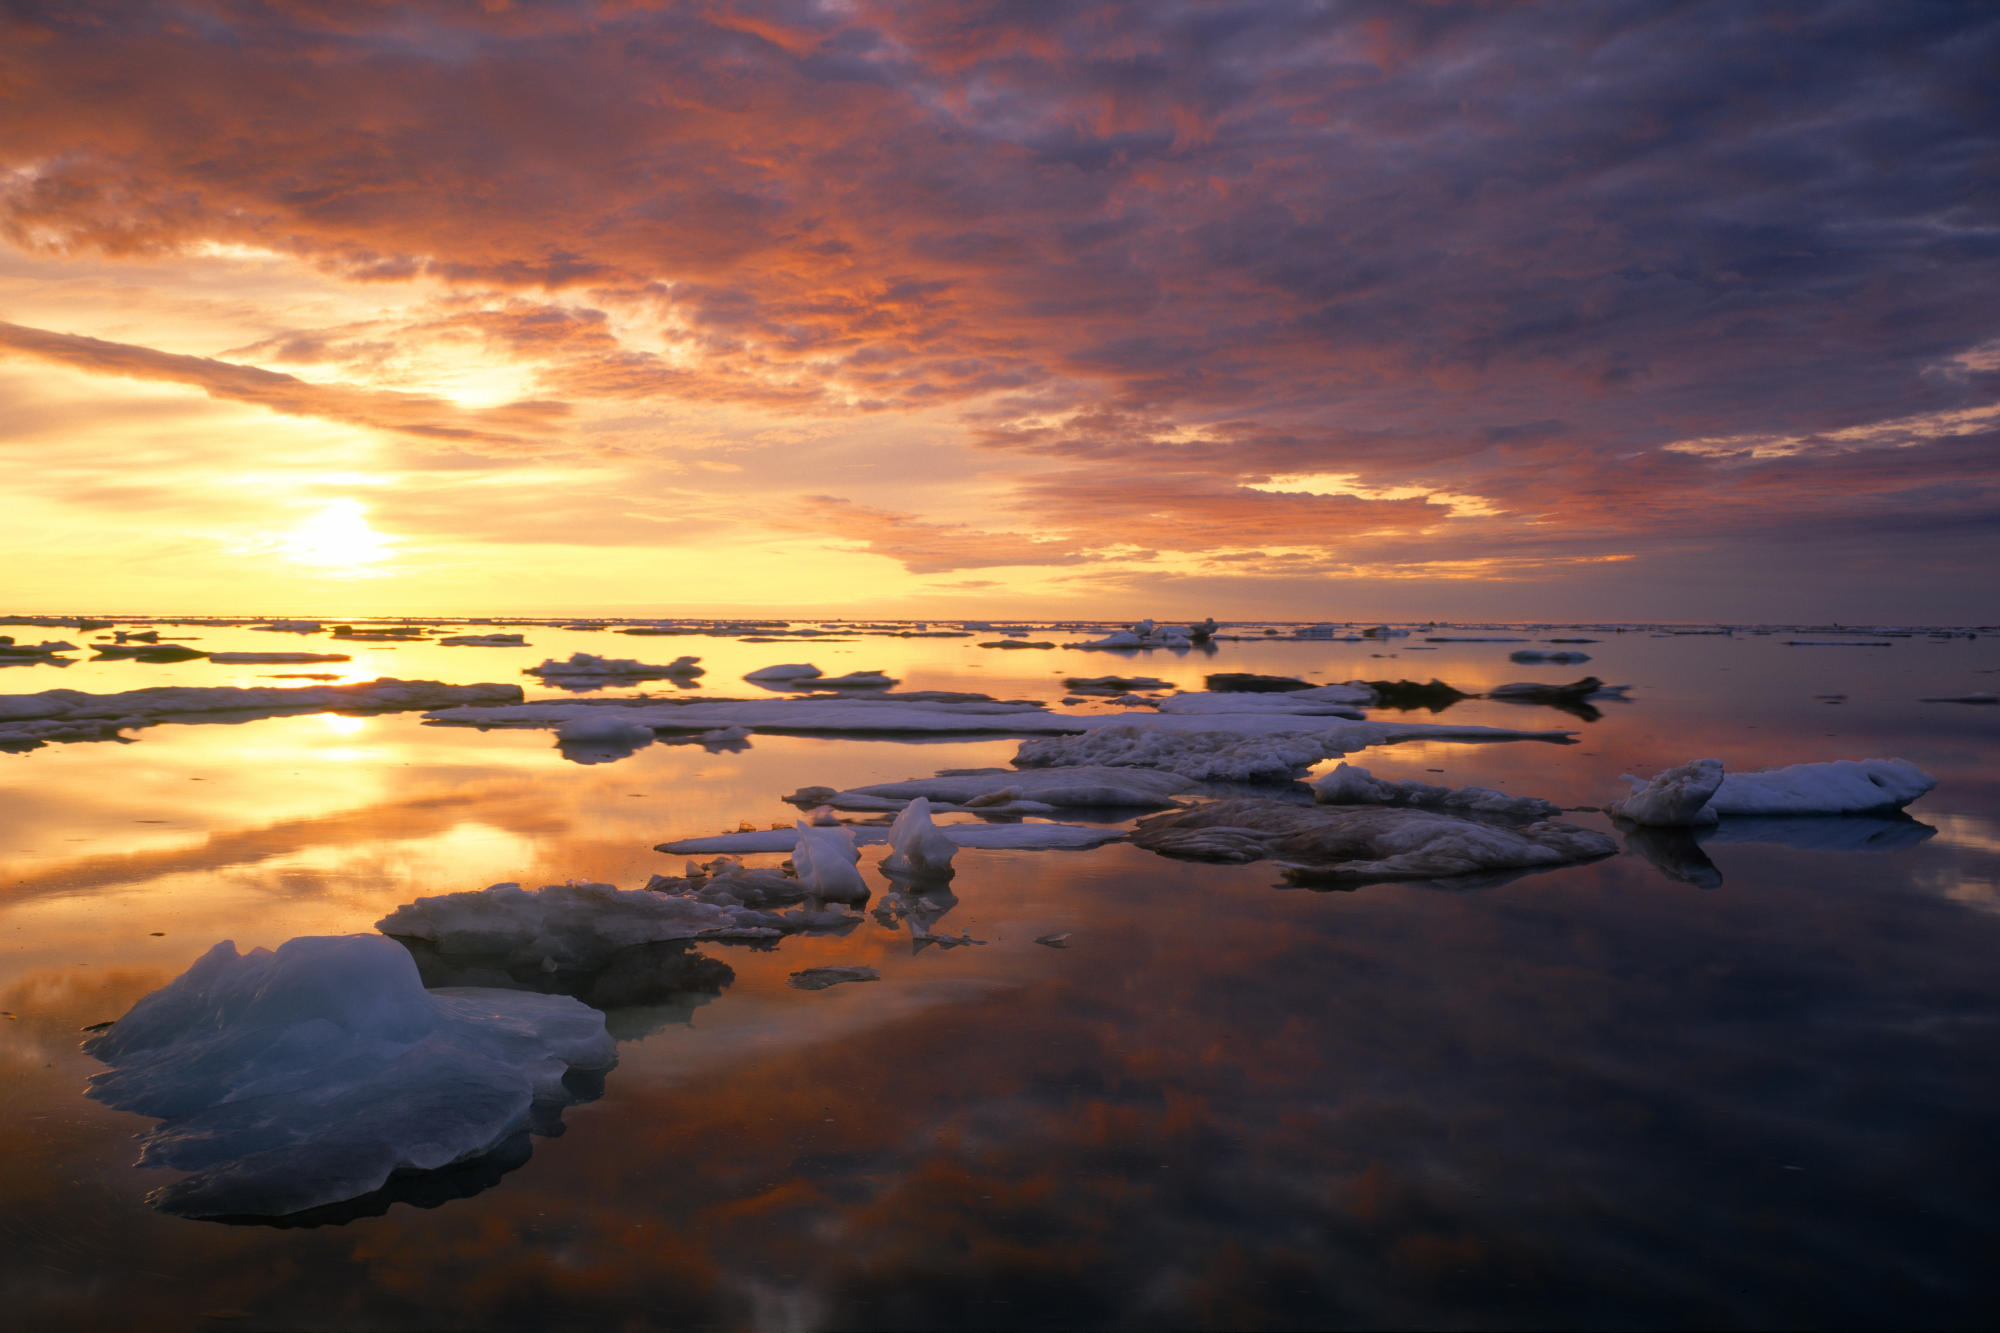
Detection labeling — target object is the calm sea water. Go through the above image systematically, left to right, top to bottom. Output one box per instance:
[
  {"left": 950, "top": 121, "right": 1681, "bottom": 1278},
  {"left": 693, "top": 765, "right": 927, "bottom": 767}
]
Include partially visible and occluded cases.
[{"left": 2, "top": 622, "right": 1996, "bottom": 1331}]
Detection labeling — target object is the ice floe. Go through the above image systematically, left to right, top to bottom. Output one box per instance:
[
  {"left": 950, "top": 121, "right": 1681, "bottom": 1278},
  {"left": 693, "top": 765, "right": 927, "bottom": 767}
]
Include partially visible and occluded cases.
[
  {"left": 440, "top": 634, "right": 528, "bottom": 647},
  {"left": 1509, "top": 650, "right": 1592, "bottom": 664},
  {"left": 206, "top": 651, "right": 353, "bottom": 665},
  {"left": 529, "top": 652, "right": 704, "bottom": 683},
  {"left": 744, "top": 663, "right": 822, "bottom": 682},
  {"left": 1066, "top": 675, "right": 1172, "bottom": 694},
  {"left": 1, "top": 678, "right": 524, "bottom": 749},
  {"left": 1012, "top": 717, "right": 1576, "bottom": 782},
  {"left": 1612, "top": 757, "right": 1935, "bottom": 823},
  {"left": 1312, "top": 762, "right": 1561, "bottom": 821},
  {"left": 786, "top": 765, "right": 1192, "bottom": 815},
  {"left": 879, "top": 797, "right": 960, "bottom": 881},
  {"left": 1131, "top": 798, "right": 1615, "bottom": 885},
  {"left": 655, "top": 822, "right": 1126, "bottom": 856},
  {"left": 83, "top": 934, "right": 615, "bottom": 1221},
  {"left": 788, "top": 966, "right": 879, "bottom": 990}
]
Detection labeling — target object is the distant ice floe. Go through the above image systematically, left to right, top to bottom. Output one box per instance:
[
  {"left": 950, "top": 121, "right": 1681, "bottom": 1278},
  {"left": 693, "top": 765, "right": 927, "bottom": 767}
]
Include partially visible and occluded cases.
[
  {"left": 1065, "top": 619, "right": 1202, "bottom": 650},
  {"left": 249, "top": 620, "right": 324, "bottom": 634},
  {"left": 440, "top": 634, "right": 528, "bottom": 647},
  {"left": 1509, "top": 650, "right": 1591, "bottom": 664},
  {"left": 206, "top": 652, "right": 353, "bottom": 665},
  {"left": 529, "top": 652, "right": 704, "bottom": 683},
  {"left": 744, "top": 663, "right": 822, "bottom": 682},
  {"left": 1066, "top": 675, "right": 1172, "bottom": 694},
  {"left": 1, "top": 678, "right": 524, "bottom": 750},
  {"left": 1154, "top": 685, "right": 1370, "bottom": 717},
  {"left": 423, "top": 697, "right": 1578, "bottom": 759},
  {"left": 1013, "top": 717, "right": 1576, "bottom": 783},
  {"left": 1611, "top": 757, "right": 1936, "bottom": 825},
  {"left": 1312, "top": 762, "right": 1561, "bottom": 821},
  {"left": 785, "top": 764, "right": 1192, "bottom": 816},
  {"left": 1131, "top": 798, "right": 1615, "bottom": 886},
  {"left": 655, "top": 822, "right": 1126, "bottom": 856},
  {"left": 83, "top": 934, "right": 615, "bottom": 1221},
  {"left": 788, "top": 966, "right": 879, "bottom": 990}
]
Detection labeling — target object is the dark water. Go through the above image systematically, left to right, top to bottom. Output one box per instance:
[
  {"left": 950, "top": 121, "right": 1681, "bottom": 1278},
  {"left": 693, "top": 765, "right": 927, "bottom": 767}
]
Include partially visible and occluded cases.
[{"left": 2, "top": 623, "right": 1996, "bottom": 1329}]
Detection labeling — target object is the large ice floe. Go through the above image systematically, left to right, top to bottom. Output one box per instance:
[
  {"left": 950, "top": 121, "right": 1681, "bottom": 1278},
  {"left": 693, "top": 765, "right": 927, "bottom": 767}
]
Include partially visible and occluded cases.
[
  {"left": 1, "top": 678, "right": 523, "bottom": 750},
  {"left": 1012, "top": 715, "right": 1575, "bottom": 783},
  {"left": 1609, "top": 757, "right": 1936, "bottom": 825},
  {"left": 1312, "top": 762, "right": 1562, "bottom": 821},
  {"left": 785, "top": 765, "right": 1192, "bottom": 815},
  {"left": 1131, "top": 798, "right": 1616, "bottom": 886},
  {"left": 656, "top": 821, "right": 1125, "bottom": 856},
  {"left": 82, "top": 934, "right": 616, "bottom": 1222}
]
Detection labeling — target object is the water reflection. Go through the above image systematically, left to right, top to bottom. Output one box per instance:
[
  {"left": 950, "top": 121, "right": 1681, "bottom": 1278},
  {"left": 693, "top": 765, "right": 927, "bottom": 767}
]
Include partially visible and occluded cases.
[{"left": 1621, "top": 813, "right": 1939, "bottom": 888}]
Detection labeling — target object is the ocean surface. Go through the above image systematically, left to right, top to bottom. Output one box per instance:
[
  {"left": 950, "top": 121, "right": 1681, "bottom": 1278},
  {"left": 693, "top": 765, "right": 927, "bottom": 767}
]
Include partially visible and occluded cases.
[{"left": 2, "top": 619, "right": 1996, "bottom": 1331}]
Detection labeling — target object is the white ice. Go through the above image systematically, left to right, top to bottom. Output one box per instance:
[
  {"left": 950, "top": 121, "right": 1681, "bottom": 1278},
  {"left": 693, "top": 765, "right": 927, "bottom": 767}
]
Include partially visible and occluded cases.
[
  {"left": 441, "top": 634, "right": 528, "bottom": 646},
  {"left": 529, "top": 652, "right": 703, "bottom": 678},
  {"left": 744, "top": 663, "right": 822, "bottom": 681},
  {"left": 2, "top": 679, "right": 524, "bottom": 748},
  {"left": 1607, "top": 758, "right": 1725, "bottom": 826},
  {"left": 1709, "top": 758, "right": 1936, "bottom": 816},
  {"left": 792, "top": 765, "right": 1193, "bottom": 814},
  {"left": 879, "top": 797, "right": 961, "bottom": 880},
  {"left": 791, "top": 821, "right": 870, "bottom": 900},
  {"left": 656, "top": 822, "right": 1127, "bottom": 855},
  {"left": 378, "top": 881, "right": 746, "bottom": 964},
  {"left": 83, "top": 934, "right": 615, "bottom": 1219}
]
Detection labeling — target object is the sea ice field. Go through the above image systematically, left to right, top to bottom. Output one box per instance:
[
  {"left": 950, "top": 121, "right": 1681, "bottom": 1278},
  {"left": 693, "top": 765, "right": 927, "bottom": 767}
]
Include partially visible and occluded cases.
[{"left": 3, "top": 615, "right": 1998, "bottom": 1330}]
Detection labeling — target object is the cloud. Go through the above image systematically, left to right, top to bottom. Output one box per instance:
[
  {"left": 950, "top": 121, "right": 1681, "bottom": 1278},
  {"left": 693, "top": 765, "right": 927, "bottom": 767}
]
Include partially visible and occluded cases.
[{"left": 0, "top": 320, "right": 568, "bottom": 443}]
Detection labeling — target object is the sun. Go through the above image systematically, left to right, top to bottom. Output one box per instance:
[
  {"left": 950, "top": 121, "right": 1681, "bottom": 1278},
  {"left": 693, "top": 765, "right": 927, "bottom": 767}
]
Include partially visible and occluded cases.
[{"left": 283, "top": 499, "right": 394, "bottom": 575}]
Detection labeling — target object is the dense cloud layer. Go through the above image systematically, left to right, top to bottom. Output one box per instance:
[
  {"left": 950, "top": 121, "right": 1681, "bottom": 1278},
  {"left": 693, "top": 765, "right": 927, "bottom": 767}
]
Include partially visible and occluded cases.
[{"left": 2, "top": 1, "right": 1995, "bottom": 613}]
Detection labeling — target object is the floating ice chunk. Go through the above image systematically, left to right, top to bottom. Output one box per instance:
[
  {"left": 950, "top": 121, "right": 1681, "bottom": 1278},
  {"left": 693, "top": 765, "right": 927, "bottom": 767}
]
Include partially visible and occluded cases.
[
  {"left": 251, "top": 620, "right": 323, "bottom": 633},
  {"left": 441, "top": 634, "right": 527, "bottom": 646},
  {"left": 1425, "top": 635, "right": 1528, "bottom": 642},
  {"left": 981, "top": 639, "right": 1056, "bottom": 649},
  {"left": 1509, "top": 650, "right": 1591, "bottom": 664},
  {"left": 206, "top": 652, "right": 353, "bottom": 665},
  {"left": 528, "top": 652, "right": 703, "bottom": 680},
  {"left": 744, "top": 663, "right": 822, "bottom": 682},
  {"left": 804, "top": 670, "right": 897, "bottom": 690},
  {"left": 1204, "top": 673, "right": 1313, "bottom": 692},
  {"left": 1066, "top": 675, "right": 1172, "bottom": 694},
  {"left": 1486, "top": 677, "right": 1607, "bottom": 702},
  {"left": 0, "top": 679, "right": 524, "bottom": 750},
  {"left": 1156, "top": 689, "right": 1367, "bottom": 718},
  {"left": 1922, "top": 693, "right": 1998, "bottom": 705},
  {"left": 555, "top": 713, "right": 657, "bottom": 747},
  {"left": 697, "top": 725, "right": 751, "bottom": 748},
  {"left": 1016, "top": 726, "right": 1348, "bottom": 783},
  {"left": 1708, "top": 758, "right": 1935, "bottom": 816},
  {"left": 1607, "top": 759, "right": 1725, "bottom": 827},
  {"left": 1312, "top": 762, "right": 1561, "bottom": 821},
  {"left": 793, "top": 765, "right": 1192, "bottom": 813},
  {"left": 880, "top": 797, "right": 959, "bottom": 881},
  {"left": 1131, "top": 799, "right": 1616, "bottom": 884},
  {"left": 655, "top": 822, "right": 1126, "bottom": 855},
  {"left": 792, "top": 822, "right": 869, "bottom": 901},
  {"left": 379, "top": 882, "right": 751, "bottom": 967},
  {"left": 83, "top": 934, "right": 614, "bottom": 1220},
  {"left": 788, "top": 966, "right": 879, "bottom": 990}
]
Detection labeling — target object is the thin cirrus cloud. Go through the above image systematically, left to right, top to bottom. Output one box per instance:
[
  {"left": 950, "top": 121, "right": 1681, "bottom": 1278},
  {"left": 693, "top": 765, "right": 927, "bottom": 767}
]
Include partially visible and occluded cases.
[{"left": 0, "top": 1, "right": 1995, "bottom": 615}]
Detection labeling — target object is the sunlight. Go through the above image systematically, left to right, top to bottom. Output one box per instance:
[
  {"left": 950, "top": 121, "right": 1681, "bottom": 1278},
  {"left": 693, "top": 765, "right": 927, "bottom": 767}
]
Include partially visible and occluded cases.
[{"left": 283, "top": 498, "right": 394, "bottom": 576}]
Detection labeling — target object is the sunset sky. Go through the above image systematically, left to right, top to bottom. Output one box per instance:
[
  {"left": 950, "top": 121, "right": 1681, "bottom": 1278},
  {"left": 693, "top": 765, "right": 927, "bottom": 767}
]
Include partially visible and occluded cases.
[{"left": 2, "top": 1, "right": 1995, "bottom": 621}]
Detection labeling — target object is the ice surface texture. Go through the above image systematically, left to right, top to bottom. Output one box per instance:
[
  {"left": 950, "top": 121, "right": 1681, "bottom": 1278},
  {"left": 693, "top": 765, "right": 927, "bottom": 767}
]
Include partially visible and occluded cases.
[
  {"left": 1611, "top": 758, "right": 1934, "bottom": 824},
  {"left": 1312, "top": 762, "right": 1562, "bottom": 821},
  {"left": 879, "top": 798, "right": 960, "bottom": 881},
  {"left": 1132, "top": 799, "right": 1616, "bottom": 885},
  {"left": 83, "top": 934, "right": 615, "bottom": 1221}
]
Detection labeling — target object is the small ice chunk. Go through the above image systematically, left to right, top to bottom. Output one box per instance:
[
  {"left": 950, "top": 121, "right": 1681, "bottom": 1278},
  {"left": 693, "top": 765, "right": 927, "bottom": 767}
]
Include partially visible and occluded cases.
[
  {"left": 440, "top": 634, "right": 528, "bottom": 646},
  {"left": 1509, "top": 650, "right": 1591, "bottom": 664},
  {"left": 555, "top": 714, "right": 657, "bottom": 746},
  {"left": 1607, "top": 759, "right": 1725, "bottom": 827},
  {"left": 880, "top": 797, "right": 959, "bottom": 881},
  {"left": 792, "top": 821, "right": 870, "bottom": 901}
]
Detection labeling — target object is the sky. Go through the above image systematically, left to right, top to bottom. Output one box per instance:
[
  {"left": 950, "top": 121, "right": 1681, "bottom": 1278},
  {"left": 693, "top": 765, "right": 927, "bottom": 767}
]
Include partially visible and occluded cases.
[{"left": 1, "top": 0, "right": 1996, "bottom": 622}]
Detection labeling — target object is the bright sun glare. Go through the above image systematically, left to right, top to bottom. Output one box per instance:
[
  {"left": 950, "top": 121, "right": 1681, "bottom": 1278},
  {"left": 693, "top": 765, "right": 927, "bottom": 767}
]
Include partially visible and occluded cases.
[{"left": 284, "top": 498, "right": 393, "bottom": 575}]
